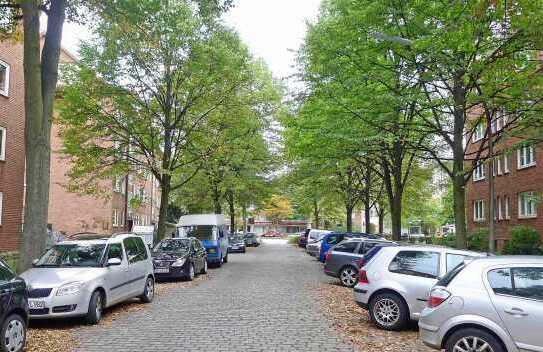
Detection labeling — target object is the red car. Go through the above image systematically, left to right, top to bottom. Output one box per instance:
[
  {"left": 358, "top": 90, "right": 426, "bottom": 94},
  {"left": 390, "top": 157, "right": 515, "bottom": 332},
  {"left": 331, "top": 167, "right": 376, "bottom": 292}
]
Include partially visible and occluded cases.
[{"left": 262, "top": 230, "right": 283, "bottom": 238}]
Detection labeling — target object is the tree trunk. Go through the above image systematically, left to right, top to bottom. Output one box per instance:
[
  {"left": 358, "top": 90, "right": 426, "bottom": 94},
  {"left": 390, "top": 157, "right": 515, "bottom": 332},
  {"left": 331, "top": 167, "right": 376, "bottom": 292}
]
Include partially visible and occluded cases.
[
  {"left": 19, "top": 0, "right": 66, "bottom": 271},
  {"left": 364, "top": 167, "right": 372, "bottom": 233},
  {"left": 156, "top": 174, "right": 171, "bottom": 241},
  {"left": 212, "top": 184, "right": 222, "bottom": 214},
  {"left": 227, "top": 190, "right": 235, "bottom": 232},
  {"left": 390, "top": 195, "right": 402, "bottom": 241},
  {"left": 313, "top": 199, "right": 320, "bottom": 228},
  {"left": 242, "top": 204, "right": 247, "bottom": 233},
  {"left": 346, "top": 205, "right": 353, "bottom": 233},
  {"left": 378, "top": 208, "right": 384, "bottom": 234}
]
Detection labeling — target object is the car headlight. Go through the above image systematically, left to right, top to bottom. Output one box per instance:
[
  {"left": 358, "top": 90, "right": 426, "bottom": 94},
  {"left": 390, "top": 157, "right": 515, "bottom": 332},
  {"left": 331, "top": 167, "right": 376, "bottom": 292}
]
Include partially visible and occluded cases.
[
  {"left": 171, "top": 258, "right": 186, "bottom": 267},
  {"left": 56, "top": 282, "right": 84, "bottom": 296}
]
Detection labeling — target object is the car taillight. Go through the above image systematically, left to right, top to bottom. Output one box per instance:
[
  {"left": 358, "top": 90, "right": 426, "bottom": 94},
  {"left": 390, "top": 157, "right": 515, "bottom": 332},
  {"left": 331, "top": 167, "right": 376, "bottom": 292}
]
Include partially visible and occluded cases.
[
  {"left": 325, "top": 251, "right": 332, "bottom": 262},
  {"left": 359, "top": 269, "right": 369, "bottom": 284},
  {"left": 428, "top": 288, "right": 451, "bottom": 308}
]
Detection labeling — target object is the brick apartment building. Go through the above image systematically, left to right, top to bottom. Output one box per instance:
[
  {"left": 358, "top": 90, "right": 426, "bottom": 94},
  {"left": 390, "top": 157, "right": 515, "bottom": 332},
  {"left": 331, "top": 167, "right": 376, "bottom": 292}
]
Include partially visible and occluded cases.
[
  {"left": 0, "top": 38, "right": 161, "bottom": 250},
  {"left": 0, "top": 38, "right": 26, "bottom": 251},
  {"left": 466, "top": 112, "right": 542, "bottom": 250}
]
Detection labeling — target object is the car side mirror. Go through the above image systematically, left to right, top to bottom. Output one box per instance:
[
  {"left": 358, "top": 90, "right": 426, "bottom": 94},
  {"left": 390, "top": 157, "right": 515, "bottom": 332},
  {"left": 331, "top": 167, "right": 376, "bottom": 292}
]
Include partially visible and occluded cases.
[
  {"left": 107, "top": 258, "right": 122, "bottom": 266},
  {"left": 31, "top": 259, "right": 39, "bottom": 267}
]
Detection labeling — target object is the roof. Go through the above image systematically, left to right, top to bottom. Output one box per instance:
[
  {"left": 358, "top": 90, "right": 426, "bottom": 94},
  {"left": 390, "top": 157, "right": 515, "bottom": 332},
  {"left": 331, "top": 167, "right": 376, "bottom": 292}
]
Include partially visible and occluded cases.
[
  {"left": 178, "top": 214, "right": 226, "bottom": 226},
  {"left": 470, "top": 255, "right": 543, "bottom": 266}
]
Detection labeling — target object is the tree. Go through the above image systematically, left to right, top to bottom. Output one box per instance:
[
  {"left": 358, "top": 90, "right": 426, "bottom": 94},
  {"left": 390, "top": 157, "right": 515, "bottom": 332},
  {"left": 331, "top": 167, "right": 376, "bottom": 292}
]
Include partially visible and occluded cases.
[
  {"left": 57, "top": 0, "right": 250, "bottom": 241},
  {"left": 261, "top": 195, "right": 293, "bottom": 227}
]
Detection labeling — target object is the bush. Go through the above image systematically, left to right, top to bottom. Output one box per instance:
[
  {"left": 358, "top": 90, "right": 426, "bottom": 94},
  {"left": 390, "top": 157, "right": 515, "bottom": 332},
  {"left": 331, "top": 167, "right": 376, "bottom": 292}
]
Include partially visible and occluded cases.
[
  {"left": 503, "top": 226, "right": 542, "bottom": 255},
  {"left": 467, "top": 229, "right": 489, "bottom": 252},
  {"left": 288, "top": 235, "right": 301, "bottom": 245},
  {"left": 429, "top": 235, "right": 457, "bottom": 248}
]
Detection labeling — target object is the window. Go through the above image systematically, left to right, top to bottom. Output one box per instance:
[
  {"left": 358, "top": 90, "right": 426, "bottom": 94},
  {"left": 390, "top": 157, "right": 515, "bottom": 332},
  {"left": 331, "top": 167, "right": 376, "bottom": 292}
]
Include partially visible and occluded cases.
[
  {"left": 0, "top": 60, "right": 10, "bottom": 97},
  {"left": 492, "top": 108, "right": 507, "bottom": 133},
  {"left": 474, "top": 122, "right": 486, "bottom": 141},
  {"left": 0, "top": 127, "right": 6, "bottom": 162},
  {"left": 518, "top": 145, "right": 536, "bottom": 169},
  {"left": 503, "top": 154, "right": 510, "bottom": 174},
  {"left": 493, "top": 158, "right": 502, "bottom": 176},
  {"left": 473, "top": 161, "right": 486, "bottom": 181},
  {"left": 114, "top": 177, "right": 123, "bottom": 193},
  {"left": 518, "top": 192, "right": 537, "bottom": 218},
  {"left": 504, "top": 196, "right": 510, "bottom": 219},
  {"left": 497, "top": 197, "right": 503, "bottom": 220},
  {"left": 474, "top": 200, "right": 485, "bottom": 221},
  {"left": 112, "top": 209, "right": 119, "bottom": 227},
  {"left": 325, "top": 234, "right": 342, "bottom": 245},
  {"left": 123, "top": 237, "right": 147, "bottom": 264},
  {"left": 333, "top": 241, "right": 359, "bottom": 253},
  {"left": 360, "top": 241, "right": 380, "bottom": 255},
  {"left": 106, "top": 243, "right": 124, "bottom": 261},
  {"left": 388, "top": 251, "right": 440, "bottom": 279},
  {"left": 446, "top": 254, "right": 469, "bottom": 272},
  {"left": 512, "top": 267, "right": 543, "bottom": 301},
  {"left": 488, "top": 268, "right": 514, "bottom": 295}
]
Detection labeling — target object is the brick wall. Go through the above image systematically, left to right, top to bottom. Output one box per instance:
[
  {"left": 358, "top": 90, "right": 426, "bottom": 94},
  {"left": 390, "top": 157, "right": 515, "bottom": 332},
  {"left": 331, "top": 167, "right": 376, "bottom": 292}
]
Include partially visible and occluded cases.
[{"left": 0, "top": 39, "right": 26, "bottom": 251}]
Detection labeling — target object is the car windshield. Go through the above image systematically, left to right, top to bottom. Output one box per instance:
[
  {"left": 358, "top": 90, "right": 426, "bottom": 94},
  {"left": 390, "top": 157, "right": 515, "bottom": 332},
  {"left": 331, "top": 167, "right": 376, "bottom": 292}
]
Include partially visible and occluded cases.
[
  {"left": 181, "top": 225, "right": 215, "bottom": 241},
  {"left": 154, "top": 239, "right": 190, "bottom": 253},
  {"left": 36, "top": 244, "right": 106, "bottom": 267}
]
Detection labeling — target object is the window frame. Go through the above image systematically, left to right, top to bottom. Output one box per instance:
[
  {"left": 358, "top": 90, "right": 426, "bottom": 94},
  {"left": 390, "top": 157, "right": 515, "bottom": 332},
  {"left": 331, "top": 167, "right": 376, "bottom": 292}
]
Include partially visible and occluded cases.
[
  {"left": 0, "top": 60, "right": 10, "bottom": 97},
  {"left": 473, "top": 122, "right": 486, "bottom": 142},
  {"left": 517, "top": 145, "right": 536, "bottom": 169},
  {"left": 473, "top": 161, "right": 486, "bottom": 182},
  {"left": 518, "top": 191, "right": 537, "bottom": 219},
  {"left": 474, "top": 199, "right": 485, "bottom": 222},
  {"left": 112, "top": 209, "right": 119, "bottom": 227},
  {"left": 333, "top": 241, "right": 359, "bottom": 254},
  {"left": 388, "top": 250, "right": 441, "bottom": 279},
  {"left": 487, "top": 266, "right": 543, "bottom": 302}
]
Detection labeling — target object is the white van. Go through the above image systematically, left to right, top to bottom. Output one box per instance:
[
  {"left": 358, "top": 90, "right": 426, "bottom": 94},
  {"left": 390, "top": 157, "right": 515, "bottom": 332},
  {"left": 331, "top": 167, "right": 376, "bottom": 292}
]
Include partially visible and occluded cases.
[{"left": 306, "top": 229, "right": 332, "bottom": 257}]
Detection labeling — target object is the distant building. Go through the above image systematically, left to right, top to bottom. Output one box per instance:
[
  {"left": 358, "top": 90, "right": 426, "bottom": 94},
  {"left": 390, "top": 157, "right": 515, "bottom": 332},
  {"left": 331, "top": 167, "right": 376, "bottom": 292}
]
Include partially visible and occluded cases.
[{"left": 249, "top": 215, "right": 310, "bottom": 235}]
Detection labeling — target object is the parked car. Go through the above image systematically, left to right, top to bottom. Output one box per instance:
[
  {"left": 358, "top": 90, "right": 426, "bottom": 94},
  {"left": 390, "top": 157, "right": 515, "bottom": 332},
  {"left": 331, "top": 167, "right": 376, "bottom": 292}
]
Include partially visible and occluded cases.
[
  {"left": 177, "top": 214, "right": 229, "bottom": 267},
  {"left": 298, "top": 229, "right": 310, "bottom": 248},
  {"left": 305, "top": 229, "right": 332, "bottom": 257},
  {"left": 262, "top": 230, "right": 282, "bottom": 238},
  {"left": 319, "top": 232, "right": 385, "bottom": 262},
  {"left": 243, "top": 233, "right": 261, "bottom": 247},
  {"left": 20, "top": 234, "right": 155, "bottom": 324},
  {"left": 228, "top": 235, "right": 246, "bottom": 253},
  {"left": 152, "top": 237, "right": 207, "bottom": 281},
  {"left": 323, "top": 238, "right": 396, "bottom": 287},
  {"left": 353, "top": 245, "right": 486, "bottom": 330},
  {"left": 419, "top": 256, "right": 543, "bottom": 352},
  {"left": 0, "top": 258, "right": 28, "bottom": 352}
]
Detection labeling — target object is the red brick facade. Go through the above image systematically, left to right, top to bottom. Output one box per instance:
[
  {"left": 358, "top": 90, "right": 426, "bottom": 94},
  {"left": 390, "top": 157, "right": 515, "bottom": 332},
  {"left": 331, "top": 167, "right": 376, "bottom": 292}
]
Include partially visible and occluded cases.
[
  {"left": 0, "top": 39, "right": 25, "bottom": 251},
  {"left": 466, "top": 128, "right": 543, "bottom": 250}
]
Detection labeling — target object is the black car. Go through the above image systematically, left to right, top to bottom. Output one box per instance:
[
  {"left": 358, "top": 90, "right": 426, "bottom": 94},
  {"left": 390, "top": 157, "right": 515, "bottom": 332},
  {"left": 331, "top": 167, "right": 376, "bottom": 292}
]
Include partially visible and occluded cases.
[
  {"left": 298, "top": 229, "right": 310, "bottom": 248},
  {"left": 243, "top": 233, "right": 260, "bottom": 247},
  {"left": 228, "top": 235, "right": 246, "bottom": 253},
  {"left": 152, "top": 238, "right": 207, "bottom": 281},
  {"left": 0, "top": 258, "right": 28, "bottom": 352}
]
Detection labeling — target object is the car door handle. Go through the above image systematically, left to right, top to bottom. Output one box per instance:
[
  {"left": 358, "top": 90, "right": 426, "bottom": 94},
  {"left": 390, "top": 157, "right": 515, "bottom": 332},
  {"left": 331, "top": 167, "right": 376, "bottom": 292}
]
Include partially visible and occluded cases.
[{"left": 504, "top": 307, "right": 528, "bottom": 316}]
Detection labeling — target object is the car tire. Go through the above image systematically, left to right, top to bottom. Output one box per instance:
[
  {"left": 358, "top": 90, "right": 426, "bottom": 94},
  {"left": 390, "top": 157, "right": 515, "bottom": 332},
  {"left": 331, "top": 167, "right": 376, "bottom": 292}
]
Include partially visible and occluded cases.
[
  {"left": 223, "top": 254, "right": 228, "bottom": 263},
  {"left": 201, "top": 260, "right": 208, "bottom": 274},
  {"left": 186, "top": 263, "right": 195, "bottom": 281},
  {"left": 339, "top": 266, "right": 358, "bottom": 288},
  {"left": 139, "top": 276, "right": 154, "bottom": 303},
  {"left": 86, "top": 290, "right": 104, "bottom": 325},
  {"left": 369, "top": 292, "right": 408, "bottom": 331},
  {"left": 0, "top": 314, "right": 26, "bottom": 352},
  {"left": 445, "top": 328, "right": 505, "bottom": 352}
]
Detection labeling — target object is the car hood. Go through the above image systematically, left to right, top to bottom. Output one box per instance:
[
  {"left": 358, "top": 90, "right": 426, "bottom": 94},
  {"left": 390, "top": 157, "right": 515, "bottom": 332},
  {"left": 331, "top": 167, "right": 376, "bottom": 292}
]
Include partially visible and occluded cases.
[
  {"left": 152, "top": 252, "right": 188, "bottom": 261},
  {"left": 20, "top": 267, "right": 105, "bottom": 288}
]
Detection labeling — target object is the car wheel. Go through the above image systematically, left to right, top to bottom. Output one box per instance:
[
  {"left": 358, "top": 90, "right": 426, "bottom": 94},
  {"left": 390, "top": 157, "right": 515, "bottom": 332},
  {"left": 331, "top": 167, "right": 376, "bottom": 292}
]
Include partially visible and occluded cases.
[
  {"left": 223, "top": 254, "right": 228, "bottom": 263},
  {"left": 201, "top": 260, "right": 208, "bottom": 274},
  {"left": 186, "top": 263, "right": 195, "bottom": 281},
  {"left": 339, "top": 266, "right": 358, "bottom": 288},
  {"left": 140, "top": 277, "right": 154, "bottom": 303},
  {"left": 86, "top": 290, "right": 104, "bottom": 325},
  {"left": 369, "top": 292, "right": 408, "bottom": 330},
  {"left": 0, "top": 314, "right": 26, "bottom": 352},
  {"left": 445, "top": 328, "right": 504, "bottom": 352}
]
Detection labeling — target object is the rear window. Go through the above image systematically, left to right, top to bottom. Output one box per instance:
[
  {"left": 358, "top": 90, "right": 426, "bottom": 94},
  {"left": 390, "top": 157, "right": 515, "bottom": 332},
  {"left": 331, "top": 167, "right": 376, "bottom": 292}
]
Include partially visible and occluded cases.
[
  {"left": 333, "top": 241, "right": 358, "bottom": 253},
  {"left": 362, "top": 246, "right": 385, "bottom": 263},
  {"left": 389, "top": 250, "right": 440, "bottom": 279}
]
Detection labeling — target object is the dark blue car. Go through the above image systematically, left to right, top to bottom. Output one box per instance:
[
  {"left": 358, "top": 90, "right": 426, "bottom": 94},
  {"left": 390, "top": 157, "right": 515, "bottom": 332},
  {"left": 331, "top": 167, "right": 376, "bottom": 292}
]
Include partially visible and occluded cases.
[{"left": 318, "top": 232, "right": 384, "bottom": 262}]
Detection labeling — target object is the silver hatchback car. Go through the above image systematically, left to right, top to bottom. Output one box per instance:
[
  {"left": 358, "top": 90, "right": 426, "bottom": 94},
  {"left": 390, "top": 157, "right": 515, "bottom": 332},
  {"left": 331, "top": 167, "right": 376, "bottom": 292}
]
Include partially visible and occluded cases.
[
  {"left": 20, "top": 234, "right": 155, "bottom": 324},
  {"left": 353, "top": 245, "right": 486, "bottom": 330},
  {"left": 419, "top": 256, "right": 543, "bottom": 352}
]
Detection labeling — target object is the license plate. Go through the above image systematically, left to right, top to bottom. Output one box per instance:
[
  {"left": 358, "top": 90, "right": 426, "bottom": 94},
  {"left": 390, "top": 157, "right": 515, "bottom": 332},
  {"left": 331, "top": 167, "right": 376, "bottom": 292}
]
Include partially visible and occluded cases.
[
  {"left": 231, "top": 246, "right": 239, "bottom": 249},
  {"left": 155, "top": 267, "right": 169, "bottom": 274},
  {"left": 28, "top": 300, "right": 46, "bottom": 309}
]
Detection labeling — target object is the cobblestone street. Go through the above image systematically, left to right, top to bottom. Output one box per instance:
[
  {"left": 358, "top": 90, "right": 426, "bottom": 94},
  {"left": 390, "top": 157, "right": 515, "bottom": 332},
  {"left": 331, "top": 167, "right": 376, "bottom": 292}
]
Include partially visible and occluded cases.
[{"left": 75, "top": 240, "right": 354, "bottom": 352}]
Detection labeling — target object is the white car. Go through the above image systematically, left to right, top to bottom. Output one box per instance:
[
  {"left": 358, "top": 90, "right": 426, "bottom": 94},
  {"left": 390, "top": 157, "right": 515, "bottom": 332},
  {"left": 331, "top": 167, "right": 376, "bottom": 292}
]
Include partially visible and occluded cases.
[
  {"left": 305, "top": 229, "right": 331, "bottom": 257},
  {"left": 21, "top": 233, "right": 155, "bottom": 324}
]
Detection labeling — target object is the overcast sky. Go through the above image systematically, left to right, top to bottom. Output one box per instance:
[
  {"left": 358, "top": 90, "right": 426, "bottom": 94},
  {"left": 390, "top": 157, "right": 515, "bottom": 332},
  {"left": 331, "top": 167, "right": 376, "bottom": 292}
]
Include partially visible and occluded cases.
[{"left": 61, "top": 0, "right": 322, "bottom": 82}]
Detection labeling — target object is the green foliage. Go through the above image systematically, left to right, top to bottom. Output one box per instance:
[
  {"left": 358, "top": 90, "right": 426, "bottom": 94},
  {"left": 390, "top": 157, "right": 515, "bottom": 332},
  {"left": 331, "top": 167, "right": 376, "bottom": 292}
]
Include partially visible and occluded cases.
[
  {"left": 503, "top": 226, "right": 542, "bottom": 255},
  {"left": 467, "top": 229, "right": 489, "bottom": 252},
  {"left": 288, "top": 235, "right": 300, "bottom": 245},
  {"left": 429, "top": 235, "right": 457, "bottom": 248}
]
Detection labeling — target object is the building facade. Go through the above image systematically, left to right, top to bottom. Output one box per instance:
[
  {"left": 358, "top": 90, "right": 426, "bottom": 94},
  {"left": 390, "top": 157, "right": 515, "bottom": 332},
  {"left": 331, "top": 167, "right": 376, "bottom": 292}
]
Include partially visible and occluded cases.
[
  {"left": 0, "top": 38, "right": 26, "bottom": 251},
  {"left": 466, "top": 114, "right": 542, "bottom": 250}
]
